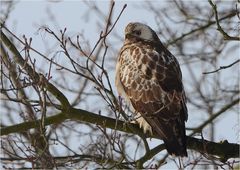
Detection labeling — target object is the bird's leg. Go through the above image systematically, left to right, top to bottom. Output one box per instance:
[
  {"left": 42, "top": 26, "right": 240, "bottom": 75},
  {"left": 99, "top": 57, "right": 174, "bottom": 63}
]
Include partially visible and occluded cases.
[
  {"left": 130, "top": 111, "right": 139, "bottom": 124},
  {"left": 134, "top": 112, "right": 153, "bottom": 135}
]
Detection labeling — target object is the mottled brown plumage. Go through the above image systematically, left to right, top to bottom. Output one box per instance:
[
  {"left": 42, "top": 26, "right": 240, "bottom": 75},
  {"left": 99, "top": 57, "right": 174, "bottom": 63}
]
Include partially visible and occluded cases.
[{"left": 115, "top": 22, "right": 188, "bottom": 156}]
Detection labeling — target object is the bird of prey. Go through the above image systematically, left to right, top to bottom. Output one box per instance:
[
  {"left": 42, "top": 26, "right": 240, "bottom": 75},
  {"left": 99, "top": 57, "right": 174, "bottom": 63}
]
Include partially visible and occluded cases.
[{"left": 115, "top": 22, "right": 188, "bottom": 156}]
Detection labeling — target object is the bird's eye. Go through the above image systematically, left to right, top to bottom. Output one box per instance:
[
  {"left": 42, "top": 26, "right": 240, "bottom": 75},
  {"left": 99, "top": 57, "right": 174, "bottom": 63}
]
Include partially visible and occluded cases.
[{"left": 134, "top": 30, "right": 141, "bottom": 35}]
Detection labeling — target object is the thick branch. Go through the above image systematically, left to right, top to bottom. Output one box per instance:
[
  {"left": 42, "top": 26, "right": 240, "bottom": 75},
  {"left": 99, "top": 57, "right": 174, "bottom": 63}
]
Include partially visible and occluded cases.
[
  {"left": 1, "top": 107, "right": 239, "bottom": 161},
  {"left": 187, "top": 137, "right": 239, "bottom": 162}
]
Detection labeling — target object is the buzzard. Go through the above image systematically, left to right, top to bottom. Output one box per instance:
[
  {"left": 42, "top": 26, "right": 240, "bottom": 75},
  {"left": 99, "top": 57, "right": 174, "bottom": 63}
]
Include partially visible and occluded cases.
[{"left": 115, "top": 22, "right": 188, "bottom": 156}]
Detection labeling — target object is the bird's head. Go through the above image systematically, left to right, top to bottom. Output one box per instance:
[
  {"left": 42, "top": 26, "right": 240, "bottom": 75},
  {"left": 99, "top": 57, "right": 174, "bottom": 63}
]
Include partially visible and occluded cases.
[{"left": 124, "top": 22, "right": 160, "bottom": 42}]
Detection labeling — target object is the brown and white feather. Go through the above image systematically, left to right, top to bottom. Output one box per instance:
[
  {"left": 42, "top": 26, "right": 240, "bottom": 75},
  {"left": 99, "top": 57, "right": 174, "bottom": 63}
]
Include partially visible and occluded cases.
[{"left": 115, "top": 22, "right": 188, "bottom": 156}]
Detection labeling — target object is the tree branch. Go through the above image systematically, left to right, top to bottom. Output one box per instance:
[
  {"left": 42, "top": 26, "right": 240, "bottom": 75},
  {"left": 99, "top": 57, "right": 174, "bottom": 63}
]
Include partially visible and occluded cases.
[
  {"left": 208, "top": 0, "right": 240, "bottom": 41},
  {"left": 168, "top": 11, "right": 237, "bottom": 45},
  {"left": 0, "top": 27, "right": 71, "bottom": 111},
  {"left": 203, "top": 59, "right": 240, "bottom": 74},
  {"left": 189, "top": 98, "right": 240, "bottom": 135},
  {"left": 1, "top": 107, "right": 239, "bottom": 161},
  {"left": 136, "top": 143, "right": 165, "bottom": 169},
  {"left": 0, "top": 154, "right": 131, "bottom": 168}
]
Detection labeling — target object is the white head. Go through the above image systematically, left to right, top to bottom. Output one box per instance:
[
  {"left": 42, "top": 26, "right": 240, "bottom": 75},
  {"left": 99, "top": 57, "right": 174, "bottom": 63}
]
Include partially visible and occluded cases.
[{"left": 124, "top": 22, "right": 159, "bottom": 42}]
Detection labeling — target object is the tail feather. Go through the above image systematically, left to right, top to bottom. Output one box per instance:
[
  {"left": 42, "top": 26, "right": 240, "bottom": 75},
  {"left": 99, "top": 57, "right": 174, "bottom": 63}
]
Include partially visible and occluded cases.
[
  {"left": 146, "top": 112, "right": 188, "bottom": 157},
  {"left": 163, "top": 113, "right": 187, "bottom": 157},
  {"left": 164, "top": 137, "right": 187, "bottom": 157}
]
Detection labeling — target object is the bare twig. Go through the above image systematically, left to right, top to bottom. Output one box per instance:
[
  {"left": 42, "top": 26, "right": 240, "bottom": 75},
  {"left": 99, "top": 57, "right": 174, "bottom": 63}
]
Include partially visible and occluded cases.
[
  {"left": 209, "top": 0, "right": 240, "bottom": 41},
  {"left": 167, "top": 11, "right": 237, "bottom": 45},
  {"left": 0, "top": 29, "right": 71, "bottom": 111},
  {"left": 203, "top": 59, "right": 240, "bottom": 74},
  {"left": 189, "top": 98, "right": 240, "bottom": 135}
]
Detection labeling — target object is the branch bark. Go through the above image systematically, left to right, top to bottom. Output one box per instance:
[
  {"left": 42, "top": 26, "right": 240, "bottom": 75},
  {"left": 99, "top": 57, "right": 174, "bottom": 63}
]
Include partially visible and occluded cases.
[{"left": 1, "top": 107, "right": 239, "bottom": 161}]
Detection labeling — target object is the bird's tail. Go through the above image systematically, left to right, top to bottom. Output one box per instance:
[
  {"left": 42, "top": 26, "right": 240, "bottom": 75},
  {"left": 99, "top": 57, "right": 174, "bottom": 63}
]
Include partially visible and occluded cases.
[
  {"left": 149, "top": 114, "right": 188, "bottom": 157},
  {"left": 163, "top": 116, "right": 187, "bottom": 157},
  {"left": 162, "top": 117, "right": 187, "bottom": 157},
  {"left": 163, "top": 136, "right": 187, "bottom": 157}
]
